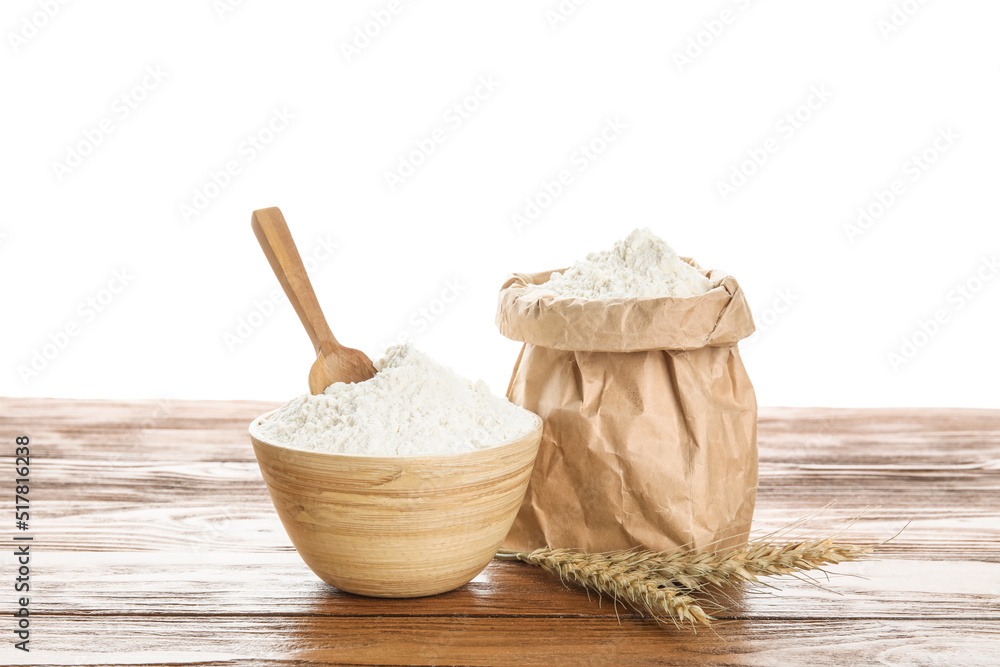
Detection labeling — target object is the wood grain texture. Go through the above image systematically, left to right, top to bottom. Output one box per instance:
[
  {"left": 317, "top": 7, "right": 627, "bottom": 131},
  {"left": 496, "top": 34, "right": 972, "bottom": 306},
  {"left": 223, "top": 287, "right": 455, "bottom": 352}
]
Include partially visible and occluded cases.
[
  {"left": 0, "top": 398, "right": 998, "bottom": 666},
  {"left": 7, "top": 619, "right": 1000, "bottom": 667}
]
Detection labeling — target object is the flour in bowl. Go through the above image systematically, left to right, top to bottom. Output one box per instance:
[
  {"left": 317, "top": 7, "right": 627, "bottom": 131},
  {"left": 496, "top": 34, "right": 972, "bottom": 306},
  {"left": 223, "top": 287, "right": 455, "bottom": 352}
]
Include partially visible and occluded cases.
[
  {"left": 536, "top": 228, "right": 715, "bottom": 299},
  {"left": 254, "top": 344, "right": 538, "bottom": 456}
]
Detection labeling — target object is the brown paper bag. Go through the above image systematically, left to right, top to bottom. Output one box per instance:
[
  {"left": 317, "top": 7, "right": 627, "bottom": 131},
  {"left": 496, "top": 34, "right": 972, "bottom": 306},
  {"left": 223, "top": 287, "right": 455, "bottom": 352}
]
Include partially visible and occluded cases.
[{"left": 496, "top": 260, "right": 758, "bottom": 554}]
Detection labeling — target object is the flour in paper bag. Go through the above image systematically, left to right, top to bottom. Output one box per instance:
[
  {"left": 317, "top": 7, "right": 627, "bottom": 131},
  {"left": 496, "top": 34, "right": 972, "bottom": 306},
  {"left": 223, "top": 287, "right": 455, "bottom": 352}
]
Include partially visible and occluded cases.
[{"left": 536, "top": 228, "right": 714, "bottom": 299}]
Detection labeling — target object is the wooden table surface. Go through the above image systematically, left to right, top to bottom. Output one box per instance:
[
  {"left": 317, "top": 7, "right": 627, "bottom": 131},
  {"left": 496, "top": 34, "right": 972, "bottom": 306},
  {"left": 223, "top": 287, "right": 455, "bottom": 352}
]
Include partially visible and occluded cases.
[{"left": 1, "top": 398, "right": 998, "bottom": 666}]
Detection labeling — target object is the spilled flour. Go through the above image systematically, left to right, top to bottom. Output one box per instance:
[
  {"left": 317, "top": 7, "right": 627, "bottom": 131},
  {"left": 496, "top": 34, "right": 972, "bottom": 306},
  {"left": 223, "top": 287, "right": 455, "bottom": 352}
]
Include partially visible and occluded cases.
[
  {"left": 537, "top": 228, "right": 715, "bottom": 299},
  {"left": 254, "top": 345, "right": 537, "bottom": 456}
]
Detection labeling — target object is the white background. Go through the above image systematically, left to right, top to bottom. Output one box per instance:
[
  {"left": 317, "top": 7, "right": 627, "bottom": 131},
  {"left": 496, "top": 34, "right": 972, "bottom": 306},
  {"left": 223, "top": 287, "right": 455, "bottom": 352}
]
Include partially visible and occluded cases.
[{"left": 2, "top": 0, "right": 998, "bottom": 407}]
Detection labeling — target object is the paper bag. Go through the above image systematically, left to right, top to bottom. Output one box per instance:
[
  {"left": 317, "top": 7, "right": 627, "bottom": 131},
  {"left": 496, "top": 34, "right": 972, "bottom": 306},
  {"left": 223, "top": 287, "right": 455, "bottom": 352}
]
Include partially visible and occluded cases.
[{"left": 496, "top": 261, "right": 758, "bottom": 553}]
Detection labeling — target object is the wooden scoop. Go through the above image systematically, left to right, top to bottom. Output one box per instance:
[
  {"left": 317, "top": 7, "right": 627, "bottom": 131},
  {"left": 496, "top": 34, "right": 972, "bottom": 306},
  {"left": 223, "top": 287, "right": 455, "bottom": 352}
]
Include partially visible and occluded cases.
[{"left": 251, "top": 207, "right": 377, "bottom": 393}]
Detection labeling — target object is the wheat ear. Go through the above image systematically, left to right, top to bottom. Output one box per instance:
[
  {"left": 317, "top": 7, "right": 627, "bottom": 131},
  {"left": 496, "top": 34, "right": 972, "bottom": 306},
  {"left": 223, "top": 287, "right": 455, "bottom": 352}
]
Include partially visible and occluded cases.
[
  {"left": 497, "top": 538, "right": 874, "bottom": 627},
  {"left": 508, "top": 547, "right": 713, "bottom": 627}
]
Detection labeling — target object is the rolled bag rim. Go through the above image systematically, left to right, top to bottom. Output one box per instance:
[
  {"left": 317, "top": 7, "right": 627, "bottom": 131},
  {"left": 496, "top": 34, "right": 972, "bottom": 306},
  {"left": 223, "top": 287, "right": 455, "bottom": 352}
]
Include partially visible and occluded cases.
[{"left": 496, "top": 258, "right": 756, "bottom": 352}]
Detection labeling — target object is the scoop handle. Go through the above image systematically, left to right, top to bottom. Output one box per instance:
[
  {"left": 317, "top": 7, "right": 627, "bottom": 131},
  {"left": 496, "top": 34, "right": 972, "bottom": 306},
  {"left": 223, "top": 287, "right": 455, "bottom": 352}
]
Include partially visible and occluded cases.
[{"left": 251, "top": 207, "right": 339, "bottom": 356}]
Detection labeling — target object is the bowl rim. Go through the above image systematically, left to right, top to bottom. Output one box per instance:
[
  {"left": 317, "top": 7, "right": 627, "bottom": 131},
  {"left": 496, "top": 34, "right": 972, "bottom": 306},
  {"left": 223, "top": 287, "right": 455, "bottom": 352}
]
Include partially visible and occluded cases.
[{"left": 249, "top": 408, "right": 543, "bottom": 464}]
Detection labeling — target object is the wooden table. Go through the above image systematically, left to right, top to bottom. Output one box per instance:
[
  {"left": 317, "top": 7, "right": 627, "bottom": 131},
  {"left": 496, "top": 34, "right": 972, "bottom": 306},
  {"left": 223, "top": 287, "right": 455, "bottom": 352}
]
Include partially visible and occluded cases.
[{"left": 2, "top": 399, "right": 998, "bottom": 666}]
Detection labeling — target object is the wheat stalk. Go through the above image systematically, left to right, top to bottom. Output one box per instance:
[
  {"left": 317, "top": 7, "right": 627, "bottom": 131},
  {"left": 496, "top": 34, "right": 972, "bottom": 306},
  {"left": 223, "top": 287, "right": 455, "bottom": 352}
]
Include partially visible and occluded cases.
[{"left": 497, "top": 537, "right": 874, "bottom": 628}]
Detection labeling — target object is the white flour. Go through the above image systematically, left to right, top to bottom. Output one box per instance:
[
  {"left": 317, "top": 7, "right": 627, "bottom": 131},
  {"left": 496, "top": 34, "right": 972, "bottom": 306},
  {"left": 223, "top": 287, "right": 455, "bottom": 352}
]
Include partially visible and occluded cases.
[
  {"left": 537, "top": 228, "right": 715, "bottom": 299},
  {"left": 254, "top": 345, "right": 537, "bottom": 456}
]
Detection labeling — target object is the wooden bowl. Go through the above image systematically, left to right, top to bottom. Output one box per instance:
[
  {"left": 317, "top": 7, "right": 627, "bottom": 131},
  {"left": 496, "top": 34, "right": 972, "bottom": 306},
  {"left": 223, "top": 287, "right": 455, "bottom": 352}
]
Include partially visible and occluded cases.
[{"left": 249, "top": 410, "right": 543, "bottom": 598}]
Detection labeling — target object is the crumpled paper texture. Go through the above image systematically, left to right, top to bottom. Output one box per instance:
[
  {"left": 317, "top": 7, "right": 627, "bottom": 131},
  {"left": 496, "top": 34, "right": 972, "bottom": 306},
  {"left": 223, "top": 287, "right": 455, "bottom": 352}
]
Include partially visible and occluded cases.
[{"left": 496, "top": 259, "right": 758, "bottom": 553}]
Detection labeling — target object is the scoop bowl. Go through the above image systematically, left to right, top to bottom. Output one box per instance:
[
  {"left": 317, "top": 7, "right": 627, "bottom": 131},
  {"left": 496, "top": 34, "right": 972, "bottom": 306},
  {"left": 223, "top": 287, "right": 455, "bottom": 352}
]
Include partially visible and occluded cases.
[{"left": 249, "top": 411, "right": 543, "bottom": 597}]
